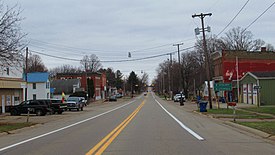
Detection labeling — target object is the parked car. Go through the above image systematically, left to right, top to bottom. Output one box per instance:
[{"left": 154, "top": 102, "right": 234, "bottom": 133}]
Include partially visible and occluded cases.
[
  {"left": 116, "top": 93, "right": 123, "bottom": 98},
  {"left": 173, "top": 94, "right": 185, "bottom": 102},
  {"left": 109, "top": 95, "right": 117, "bottom": 101},
  {"left": 66, "top": 97, "right": 84, "bottom": 111},
  {"left": 50, "top": 99, "right": 67, "bottom": 114},
  {"left": 10, "top": 100, "right": 53, "bottom": 116}
]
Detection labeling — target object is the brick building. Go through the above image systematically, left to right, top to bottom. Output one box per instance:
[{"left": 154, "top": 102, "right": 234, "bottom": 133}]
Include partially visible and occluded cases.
[
  {"left": 212, "top": 50, "right": 275, "bottom": 102},
  {"left": 56, "top": 72, "right": 106, "bottom": 100}
]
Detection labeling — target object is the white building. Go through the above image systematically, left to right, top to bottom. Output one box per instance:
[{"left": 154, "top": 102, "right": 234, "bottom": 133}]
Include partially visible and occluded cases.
[
  {"left": 0, "top": 62, "right": 25, "bottom": 114},
  {"left": 27, "top": 72, "right": 50, "bottom": 100}
]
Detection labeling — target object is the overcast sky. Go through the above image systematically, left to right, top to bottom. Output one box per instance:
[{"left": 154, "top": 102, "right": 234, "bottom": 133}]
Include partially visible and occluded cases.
[{"left": 5, "top": 0, "right": 275, "bottom": 83}]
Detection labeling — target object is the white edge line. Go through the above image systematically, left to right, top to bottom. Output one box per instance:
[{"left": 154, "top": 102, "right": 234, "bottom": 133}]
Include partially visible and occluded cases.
[
  {"left": 153, "top": 95, "right": 204, "bottom": 141},
  {"left": 0, "top": 100, "right": 136, "bottom": 152}
]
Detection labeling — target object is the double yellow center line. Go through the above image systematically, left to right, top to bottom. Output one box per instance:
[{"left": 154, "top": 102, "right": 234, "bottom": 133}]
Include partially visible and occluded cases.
[{"left": 86, "top": 100, "right": 145, "bottom": 155}]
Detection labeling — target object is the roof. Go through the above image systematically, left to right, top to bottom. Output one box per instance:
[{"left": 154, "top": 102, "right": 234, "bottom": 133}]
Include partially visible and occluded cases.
[
  {"left": 241, "top": 71, "right": 275, "bottom": 80},
  {"left": 250, "top": 71, "right": 275, "bottom": 79},
  {"left": 27, "top": 72, "right": 49, "bottom": 83},
  {"left": 51, "top": 79, "right": 80, "bottom": 94}
]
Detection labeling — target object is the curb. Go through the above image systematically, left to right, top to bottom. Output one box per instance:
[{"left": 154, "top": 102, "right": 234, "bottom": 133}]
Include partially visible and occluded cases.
[
  {"left": 193, "top": 110, "right": 275, "bottom": 141},
  {"left": 223, "top": 121, "right": 271, "bottom": 138}
]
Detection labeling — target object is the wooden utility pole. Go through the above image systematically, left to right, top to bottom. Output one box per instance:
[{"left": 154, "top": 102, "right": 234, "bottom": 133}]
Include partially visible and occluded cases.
[
  {"left": 192, "top": 13, "right": 213, "bottom": 109},
  {"left": 173, "top": 43, "right": 184, "bottom": 106},
  {"left": 25, "top": 47, "right": 28, "bottom": 101}
]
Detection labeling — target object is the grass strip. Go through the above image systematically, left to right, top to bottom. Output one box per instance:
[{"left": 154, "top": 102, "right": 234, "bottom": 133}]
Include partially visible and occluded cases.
[
  {"left": 240, "top": 107, "right": 275, "bottom": 115},
  {"left": 237, "top": 121, "right": 275, "bottom": 135},
  {"left": 0, "top": 123, "right": 35, "bottom": 133}
]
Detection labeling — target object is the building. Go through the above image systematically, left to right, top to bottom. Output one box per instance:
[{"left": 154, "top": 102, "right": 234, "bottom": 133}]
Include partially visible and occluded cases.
[
  {"left": 212, "top": 49, "right": 275, "bottom": 102},
  {"left": 0, "top": 62, "right": 25, "bottom": 114},
  {"left": 240, "top": 71, "right": 275, "bottom": 106},
  {"left": 27, "top": 72, "right": 50, "bottom": 100},
  {"left": 56, "top": 72, "right": 107, "bottom": 100},
  {"left": 50, "top": 79, "right": 81, "bottom": 99}
]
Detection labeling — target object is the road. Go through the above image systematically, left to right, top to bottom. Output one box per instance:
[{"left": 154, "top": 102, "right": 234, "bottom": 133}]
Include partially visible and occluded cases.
[{"left": 0, "top": 92, "right": 275, "bottom": 155}]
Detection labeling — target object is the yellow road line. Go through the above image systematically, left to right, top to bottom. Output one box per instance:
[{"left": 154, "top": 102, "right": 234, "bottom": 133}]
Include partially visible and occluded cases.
[{"left": 86, "top": 101, "right": 145, "bottom": 155}]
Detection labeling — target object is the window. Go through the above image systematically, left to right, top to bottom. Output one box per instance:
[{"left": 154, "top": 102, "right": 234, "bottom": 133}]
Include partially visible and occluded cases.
[
  {"left": 6, "top": 67, "right": 9, "bottom": 75},
  {"left": 46, "top": 82, "right": 50, "bottom": 89},
  {"left": 33, "top": 83, "right": 36, "bottom": 89},
  {"left": 47, "top": 93, "right": 49, "bottom": 99},
  {"left": 33, "top": 94, "right": 36, "bottom": 100},
  {"left": 14, "top": 96, "right": 20, "bottom": 105}
]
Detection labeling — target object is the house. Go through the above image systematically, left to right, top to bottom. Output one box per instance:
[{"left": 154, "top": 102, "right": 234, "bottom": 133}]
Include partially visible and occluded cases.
[
  {"left": 212, "top": 49, "right": 275, "bottom": 102},
  {"left": 0, "top": 62, "right": 25, "bottom": 114},
  {"left": 240, "top": 71, "right": 275, "bottom": 106},
  {"left": 27, "top": 72, "right": 50, "bottom": 100},
  {"left": 56, "top": 72, "right": 106, "bottom": 100},
  {"left": 50, "top": 79, "right": 81, "bottom": 99}
]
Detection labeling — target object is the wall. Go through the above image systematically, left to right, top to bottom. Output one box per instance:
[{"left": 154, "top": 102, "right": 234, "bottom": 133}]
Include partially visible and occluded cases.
[
  {"left": 259, "top": 79, "right": 275, "bottom": 105},
  {"left": 27, "top": 81, "right": 50, "bottom": 100}
]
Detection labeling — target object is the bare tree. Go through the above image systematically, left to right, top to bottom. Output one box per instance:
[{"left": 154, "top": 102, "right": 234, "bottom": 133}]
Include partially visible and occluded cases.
[
  {"left": 0, "top": 2, "right": 26, "bottom": 67},
  {"left": 220, "top": 27, "right": 265, "bottom": 51},
  {"left": 27, "top": 54, "right": 47, "bottom": 72},
  {"left": 80, "top": 54, "right": 102, "bottom": 72},
  {"left": 49, "top": 64, "right": 82, "bottom": 77}
]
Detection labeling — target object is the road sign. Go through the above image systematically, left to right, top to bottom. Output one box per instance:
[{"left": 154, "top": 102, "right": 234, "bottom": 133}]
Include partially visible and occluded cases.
[
  {"left": 214, "top": 83, "right": 232, "bottom": 91},
  {"left": 254, "top": 86, "right": 262, "bottom": 89}
]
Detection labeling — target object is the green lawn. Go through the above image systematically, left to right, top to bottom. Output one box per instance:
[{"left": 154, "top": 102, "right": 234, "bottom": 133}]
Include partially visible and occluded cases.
[
  {"left": 240, "top": 107, "right": 275, "bottom": 115},
  {"left": 206, "top": 108, "right": 273, "bottom": 119},
  {"left": 237, "top": 122, "right": 275, "bottom": 135},
  {"left": 0, "top": 123, "right": 35, "bottom": 133}
]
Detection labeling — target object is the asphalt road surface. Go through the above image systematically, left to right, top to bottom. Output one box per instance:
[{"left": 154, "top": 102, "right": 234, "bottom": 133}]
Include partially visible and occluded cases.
[{"left": 0, "top": 92, "right": 275, "bottom": 155}]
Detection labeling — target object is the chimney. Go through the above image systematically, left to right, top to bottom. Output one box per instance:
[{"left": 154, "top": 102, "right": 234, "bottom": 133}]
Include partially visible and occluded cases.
[{"left": 261, "top": 47, "right": 266, "bottom": 52}]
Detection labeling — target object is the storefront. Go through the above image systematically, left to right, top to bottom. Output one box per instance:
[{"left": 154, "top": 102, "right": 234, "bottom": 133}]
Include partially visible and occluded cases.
[{"left": 0, "top": 78, "right": 25, "bottom": 113}]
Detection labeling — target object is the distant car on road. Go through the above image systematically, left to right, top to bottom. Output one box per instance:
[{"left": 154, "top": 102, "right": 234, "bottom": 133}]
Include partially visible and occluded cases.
[
  {"left": 115, "top": 93, "right": 123, "bottom": 98},
  {"left": 173, "top": 94, "right": 185, "bottom": 102},
  {"left": 109, "top": 95, "right": 117, "bottom": 101},
  {"left": 66, "top": 97, "right": 84, "bottom": 111}
]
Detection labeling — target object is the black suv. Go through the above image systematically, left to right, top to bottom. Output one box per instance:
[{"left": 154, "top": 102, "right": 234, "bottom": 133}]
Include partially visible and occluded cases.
[{"left": 10, "top": 100, "right": 53, "bottom": 116}]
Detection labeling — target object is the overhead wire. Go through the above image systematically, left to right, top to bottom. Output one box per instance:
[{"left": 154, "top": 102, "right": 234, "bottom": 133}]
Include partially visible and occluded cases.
[
  {"left": 217, "top": 0, "right": 250, "bottom": 37},
  {"left": 244, "top": 1, "right": 275, "bottom": 31},
  {"left": 29, "top": 46, "right": 195, "bottom": 63}
]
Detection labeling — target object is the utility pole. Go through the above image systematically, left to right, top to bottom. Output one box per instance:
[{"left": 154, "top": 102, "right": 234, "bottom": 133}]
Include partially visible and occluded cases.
[
  {"left": 192, "top": 13, "right": 213, "bottom": 109},
  {"left": 173, "top": 43, "right": 184, "bottom": 106},
  {"left": 173, "top": 43, "right": 187, "bottom": 106},
  {"left": 25, "top": 47, "right": 28, "bottom": 101},
  {"left": 168, "top": 53, "right": 172, "bottom": 99}
]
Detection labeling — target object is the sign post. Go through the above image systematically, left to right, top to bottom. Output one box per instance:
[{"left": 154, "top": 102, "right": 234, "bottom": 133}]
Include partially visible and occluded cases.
[{"left": 214, "top": 83, "right": 232, "bottom": 109}]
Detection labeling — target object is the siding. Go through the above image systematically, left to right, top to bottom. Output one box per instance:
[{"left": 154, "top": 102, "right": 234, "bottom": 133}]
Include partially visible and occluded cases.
[{"left": 259, "top": 79, "right": 275, "bottom": 105}]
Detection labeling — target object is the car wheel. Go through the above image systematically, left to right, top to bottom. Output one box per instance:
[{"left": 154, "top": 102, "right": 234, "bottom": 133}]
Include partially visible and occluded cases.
[
  {"left": 11, "top": 109, "right": 18, "bottom": 116},
  {"left": 69, "top": 109, "right": 71, "bottom": 111},
  {"left": 36, "top": 110, "right": 43, "bottom": 116},
  {"left": 57, "top": 111, "right": 63, "bottom": 114}
]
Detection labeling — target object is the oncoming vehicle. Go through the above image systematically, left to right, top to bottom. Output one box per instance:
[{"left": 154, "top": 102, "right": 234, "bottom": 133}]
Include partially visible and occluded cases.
[
  {"left": 173, "top": 94, "right": 186, "bottom": 102},
  {"left": 66, "top": 97, "right": 84, "bottom": 111}
]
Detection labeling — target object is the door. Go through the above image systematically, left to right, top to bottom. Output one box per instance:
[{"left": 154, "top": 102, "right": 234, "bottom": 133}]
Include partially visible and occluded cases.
[{"left": 1, "top": 95, "right": 5, "bottom": 113}]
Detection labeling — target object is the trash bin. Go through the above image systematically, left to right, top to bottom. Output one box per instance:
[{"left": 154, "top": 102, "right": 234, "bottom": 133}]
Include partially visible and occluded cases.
[{"left": 199, "top": 101, "right": 208, "bottom": 112}]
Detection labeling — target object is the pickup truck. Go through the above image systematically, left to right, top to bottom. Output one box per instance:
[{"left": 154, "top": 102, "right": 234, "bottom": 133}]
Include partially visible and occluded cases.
[
  {"left": 66, "top": 97, "right": 84, "bottom": 111},
  {"left": 50, "top": 99, "right": 67, "bottom": 114}
]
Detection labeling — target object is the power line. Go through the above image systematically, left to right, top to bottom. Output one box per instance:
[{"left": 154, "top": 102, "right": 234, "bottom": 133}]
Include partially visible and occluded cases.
[
  {"left": 217, "top": 0, "right": 250, "bottom": 36},
  {"left": 244, "top": 1, "right": 275, "bottom": 31},
  {"left": 29, "top": 46, "right": 195, "bottom": 63}
]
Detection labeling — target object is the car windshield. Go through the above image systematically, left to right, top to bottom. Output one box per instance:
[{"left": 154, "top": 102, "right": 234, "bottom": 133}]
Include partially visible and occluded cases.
[{"left": 67, "top": 97, "right": 79, "bottom": 102}]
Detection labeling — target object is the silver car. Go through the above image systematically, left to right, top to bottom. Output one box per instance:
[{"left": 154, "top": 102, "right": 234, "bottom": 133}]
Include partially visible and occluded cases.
[{"left": 66, "top": 97, "right": 84, "bottom": 111}]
